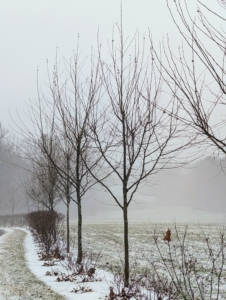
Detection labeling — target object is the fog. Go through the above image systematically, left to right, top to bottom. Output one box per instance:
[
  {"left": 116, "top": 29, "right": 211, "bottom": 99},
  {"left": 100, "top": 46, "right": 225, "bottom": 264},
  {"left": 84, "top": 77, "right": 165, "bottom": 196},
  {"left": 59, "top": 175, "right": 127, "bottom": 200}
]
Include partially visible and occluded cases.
[
  {"left": 0, "top": 0, "right": 217, "bottom": 127},
  {"left": 0, "top": 1, "right": 226, "bottom": 222},
  {"left": 1, "top": 141, "right": 226, "bottom": 223},
  {"left": 0, "top": 150, "right": 28, "bottom": 214},
  {"left": 57, "top": 156, "right": 226, "bottom": 223}
]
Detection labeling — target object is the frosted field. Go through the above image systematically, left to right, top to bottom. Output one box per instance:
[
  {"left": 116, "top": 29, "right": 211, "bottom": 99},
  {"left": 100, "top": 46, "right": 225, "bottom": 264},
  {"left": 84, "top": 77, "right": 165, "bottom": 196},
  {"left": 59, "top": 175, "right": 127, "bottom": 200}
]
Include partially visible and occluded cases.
[
  {"left": 1, "top": 218, "right": 226, "bottom": 299},
  {"left": 70, "top": 222, "right": 226, "bottom": 298},
  {"left": 71, "top": 222, "right": 226, "bottom": 266}
]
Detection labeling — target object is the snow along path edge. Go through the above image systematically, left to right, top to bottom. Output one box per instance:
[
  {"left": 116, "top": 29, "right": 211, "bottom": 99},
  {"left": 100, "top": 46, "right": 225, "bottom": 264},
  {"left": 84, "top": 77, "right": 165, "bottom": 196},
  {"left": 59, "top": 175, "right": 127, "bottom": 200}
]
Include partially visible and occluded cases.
[
  {"left": 0, "top": 228, "right": 64, "bottom": 300},
  {"left": 23, "top": 228, "right": 113, "bottom": 300}
]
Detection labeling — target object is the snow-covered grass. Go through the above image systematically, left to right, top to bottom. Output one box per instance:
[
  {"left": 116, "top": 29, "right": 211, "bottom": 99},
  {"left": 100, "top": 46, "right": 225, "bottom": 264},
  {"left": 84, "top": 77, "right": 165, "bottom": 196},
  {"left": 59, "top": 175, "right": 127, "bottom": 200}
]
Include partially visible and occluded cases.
[
  {"left": 1, "top": 222, "right": 226, "bottom": 299},
  {"left": 69, "top": 222, "right": 226, "bottom": 298},
  {"left": 69, "top": 223, "right": 225, "bottom": 269},
  {"left": 0, "top": 228, "right": 64, "bottom": 299},
  {"left": 24, "top": 228, "right": 113, "bottom": 299}
]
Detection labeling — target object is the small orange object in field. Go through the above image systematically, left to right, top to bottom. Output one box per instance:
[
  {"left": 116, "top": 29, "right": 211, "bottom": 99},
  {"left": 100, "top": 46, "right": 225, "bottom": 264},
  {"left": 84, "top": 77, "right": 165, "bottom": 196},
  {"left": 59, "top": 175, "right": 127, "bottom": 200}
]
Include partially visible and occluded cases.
[{"left": 163, "top": 228, "right": 171, "bottom": 242}]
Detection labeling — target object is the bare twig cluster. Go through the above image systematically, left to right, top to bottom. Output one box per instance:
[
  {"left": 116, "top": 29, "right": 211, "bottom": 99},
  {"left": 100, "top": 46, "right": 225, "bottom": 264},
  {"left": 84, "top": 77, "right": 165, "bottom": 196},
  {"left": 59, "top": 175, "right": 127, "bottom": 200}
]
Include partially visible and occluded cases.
[{"left": 147, "top": 224, "right": 226, "bottom": 299}]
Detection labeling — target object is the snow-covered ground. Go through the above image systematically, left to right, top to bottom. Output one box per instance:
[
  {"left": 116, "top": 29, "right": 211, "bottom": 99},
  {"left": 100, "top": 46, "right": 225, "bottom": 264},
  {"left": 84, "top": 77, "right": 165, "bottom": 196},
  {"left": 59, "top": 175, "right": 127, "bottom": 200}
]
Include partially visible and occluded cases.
[
  {"left": 1, "top": 221, "right": 226, "bottom": 299},
  {"left": 0, "top": 228, "right": 133, "bottom": 300},
  {"left": 0, "top": 228, "right": 64, "bottom": 299},
  {"left": 0, "top": 228, "right": 11, "bottom": 297},
  {"left": 24, "top": 228, "right": 114, "bottom": 299}
]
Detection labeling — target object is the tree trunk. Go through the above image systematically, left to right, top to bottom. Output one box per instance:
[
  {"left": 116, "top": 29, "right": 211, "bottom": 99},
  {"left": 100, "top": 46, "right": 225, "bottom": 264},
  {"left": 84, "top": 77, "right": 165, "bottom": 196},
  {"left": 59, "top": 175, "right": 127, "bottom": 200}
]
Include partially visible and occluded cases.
[
  {"left": 66, "top": 154, "right": 70, "bottom": 253},
  {"left": 76, "top": 197, "right": 83, "bottom": 264},
  {"left": 66, "top": 202, "right": 70, "bottom": 253},
  {"left": 123, "top": 205, "right": 129, "bottom": 287},
  {"left": 50, "top": 206, "right": 56, "bottom": 242}
]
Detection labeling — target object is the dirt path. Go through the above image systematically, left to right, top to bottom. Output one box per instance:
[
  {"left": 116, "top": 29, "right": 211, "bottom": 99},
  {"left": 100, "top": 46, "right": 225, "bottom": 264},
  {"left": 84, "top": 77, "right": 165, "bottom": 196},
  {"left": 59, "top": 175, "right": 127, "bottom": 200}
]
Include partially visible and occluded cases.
[{"left": 0, "top": 229, "right": 65, "bottom": 300}]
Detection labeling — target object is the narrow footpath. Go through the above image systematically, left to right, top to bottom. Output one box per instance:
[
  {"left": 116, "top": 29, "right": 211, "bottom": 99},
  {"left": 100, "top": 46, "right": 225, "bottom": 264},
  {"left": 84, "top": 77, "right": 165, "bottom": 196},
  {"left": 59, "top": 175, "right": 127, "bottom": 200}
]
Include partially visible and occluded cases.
[{"left": 0, "top": 229, "right": 65, "bottom": 300}]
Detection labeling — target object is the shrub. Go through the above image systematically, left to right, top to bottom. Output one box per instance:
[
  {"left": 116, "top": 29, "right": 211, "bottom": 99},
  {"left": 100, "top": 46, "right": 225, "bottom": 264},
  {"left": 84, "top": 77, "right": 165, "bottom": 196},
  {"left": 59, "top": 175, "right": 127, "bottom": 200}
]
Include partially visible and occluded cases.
[{"left": 26, "top": 210, "right": 64, "bottom": 254}]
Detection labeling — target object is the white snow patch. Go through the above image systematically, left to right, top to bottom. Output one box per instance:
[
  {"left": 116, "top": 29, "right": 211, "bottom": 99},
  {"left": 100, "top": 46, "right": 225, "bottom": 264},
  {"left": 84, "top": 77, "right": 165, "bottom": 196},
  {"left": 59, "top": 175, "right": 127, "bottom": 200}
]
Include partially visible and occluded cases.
[
  {"left": 0, "top": 228, "right": 12, "bottom": 297},
  {"left": 23, "top": 228, "right": 115, "bottom": 300}
]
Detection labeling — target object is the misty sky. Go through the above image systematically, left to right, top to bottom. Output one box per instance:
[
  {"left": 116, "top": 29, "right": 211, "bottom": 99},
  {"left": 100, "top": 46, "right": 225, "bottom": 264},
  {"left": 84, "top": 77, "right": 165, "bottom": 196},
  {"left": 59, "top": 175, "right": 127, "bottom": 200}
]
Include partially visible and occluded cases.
[{"left": 0, "top": 0, "right": 212, "bottom": 128}]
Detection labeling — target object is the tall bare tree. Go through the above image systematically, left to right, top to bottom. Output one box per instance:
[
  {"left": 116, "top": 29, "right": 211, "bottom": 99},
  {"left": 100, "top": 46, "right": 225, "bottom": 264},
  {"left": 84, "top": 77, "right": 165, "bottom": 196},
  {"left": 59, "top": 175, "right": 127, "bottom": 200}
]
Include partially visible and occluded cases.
[
  {"left": 152, "top": 0, "right": 226, "bottom": 157},
  {"left": 87, "top": 21, "right": 190, "bottom": 287},
  {"left": 21, "top": 48, "right": 102, "bottom": 261},
  {"left": 55, "top": 139, "right": 75, "bottom": 253}
]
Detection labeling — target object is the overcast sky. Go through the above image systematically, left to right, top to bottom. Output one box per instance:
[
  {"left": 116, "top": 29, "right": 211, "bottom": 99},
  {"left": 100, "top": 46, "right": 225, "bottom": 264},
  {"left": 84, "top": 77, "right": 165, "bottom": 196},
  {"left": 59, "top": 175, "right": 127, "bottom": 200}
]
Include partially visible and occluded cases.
[
  {"left": 0, "top": 0, "right": 201, "bottom": 128},
  {"left": 1, "top": 0, "right": 225, "bottom": 222}
]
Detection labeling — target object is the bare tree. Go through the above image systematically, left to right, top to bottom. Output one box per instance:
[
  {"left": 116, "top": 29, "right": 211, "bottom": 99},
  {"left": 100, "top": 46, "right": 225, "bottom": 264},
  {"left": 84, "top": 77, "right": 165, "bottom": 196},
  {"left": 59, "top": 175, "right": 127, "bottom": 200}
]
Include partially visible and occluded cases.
[
  {"left": 152, "top": 0, "right": 226, "bottom": 157},
  {"left": 87, "top": 21, "right": 190, "bottom": 287},
  {"left": 21, "top": 48, "right": 102, "bottom": 262},
  {"left": 48, "top": 52, "right": 102, "bottom": 261},
  {"left": 0, "top": 123, "right": 9, "bottom": 151},
  {"left": 0, "top": 123, "right": 20, "bottom": 155},
  {"left": 24, "top": 126, "right": 74, "bottom": 252},
  {"left": 23, "top": 134, "right": 62, "bottom": 245},
  {"left": 52, "top": 136, "right": 76, "bottom": 253},
  {"left": 25, "top": 147, "right": 61, "bottom": 212},
  {"left": 60, "top": 151, "right": 74, "bottom": 254},
  {"left": 24, "top": 174, "right": 44, "bottom": 210},
  {"left": 7, "top": 193, "right": 21, "bottom": 227}
]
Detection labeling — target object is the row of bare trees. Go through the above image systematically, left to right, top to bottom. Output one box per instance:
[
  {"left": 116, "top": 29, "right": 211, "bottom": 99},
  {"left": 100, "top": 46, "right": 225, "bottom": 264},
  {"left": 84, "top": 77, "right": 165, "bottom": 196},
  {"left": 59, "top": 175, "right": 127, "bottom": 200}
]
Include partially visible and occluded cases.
[
  {"left": 17, "top": 0, "right": 226, "bottom": 288},
  {"left": 20, "top": 27, "right": 189, "bottom": 288}
]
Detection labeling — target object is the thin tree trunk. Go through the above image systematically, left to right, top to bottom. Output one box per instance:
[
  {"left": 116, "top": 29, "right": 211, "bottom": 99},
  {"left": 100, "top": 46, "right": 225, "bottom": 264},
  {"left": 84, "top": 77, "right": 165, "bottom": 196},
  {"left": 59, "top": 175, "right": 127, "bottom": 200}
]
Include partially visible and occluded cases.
[
  {"left": 66, "top": 154, "right": 70, "bottom": 253},
  {"left": 76, "top": 197, "right": 82, "bottom": 264},
  {"left": 66, "top": 202, "right": 70, "bottom": 253},
  {"left": 123, "top": 205, "right": 129, "bottom": 287},
  {"left": 50, "top": 206, "right": 56, "bottom": 242}
]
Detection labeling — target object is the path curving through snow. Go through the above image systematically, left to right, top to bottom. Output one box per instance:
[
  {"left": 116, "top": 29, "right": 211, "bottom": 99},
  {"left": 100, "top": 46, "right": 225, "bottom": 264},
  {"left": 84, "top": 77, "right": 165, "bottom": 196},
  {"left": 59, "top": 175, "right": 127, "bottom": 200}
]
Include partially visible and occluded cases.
[{"left": 0, "top": 228, "right": 64, "bottom": 299}]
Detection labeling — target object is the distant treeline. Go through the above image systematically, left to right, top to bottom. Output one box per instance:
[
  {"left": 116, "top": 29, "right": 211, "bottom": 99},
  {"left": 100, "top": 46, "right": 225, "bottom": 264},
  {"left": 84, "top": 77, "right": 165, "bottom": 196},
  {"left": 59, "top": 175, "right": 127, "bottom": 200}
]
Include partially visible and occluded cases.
[
  {"left": 0, "top": 123, "right": 28, "bottom": 215},
  {"left": 0, "top": 214, "right": 28, "bottom": 227}
]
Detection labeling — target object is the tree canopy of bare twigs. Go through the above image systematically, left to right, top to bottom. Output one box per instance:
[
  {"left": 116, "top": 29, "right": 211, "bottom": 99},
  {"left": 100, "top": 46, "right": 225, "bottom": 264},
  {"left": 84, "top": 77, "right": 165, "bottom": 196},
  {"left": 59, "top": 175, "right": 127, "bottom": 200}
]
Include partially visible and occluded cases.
[
  {"left": 152, "top": 0, "right": 226, "bottom": 158},
  {"left": 87, "top": 20, "right": 191, "bottom": 287},
  {"left": 0, "top": 122, "right": 20, "bottom": 155},
  {"left": 0, "top": 123, "right": 9, "bottom": 152},
  {"left": 24, "top": 136, "right": 61, "bottom": 212}
]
